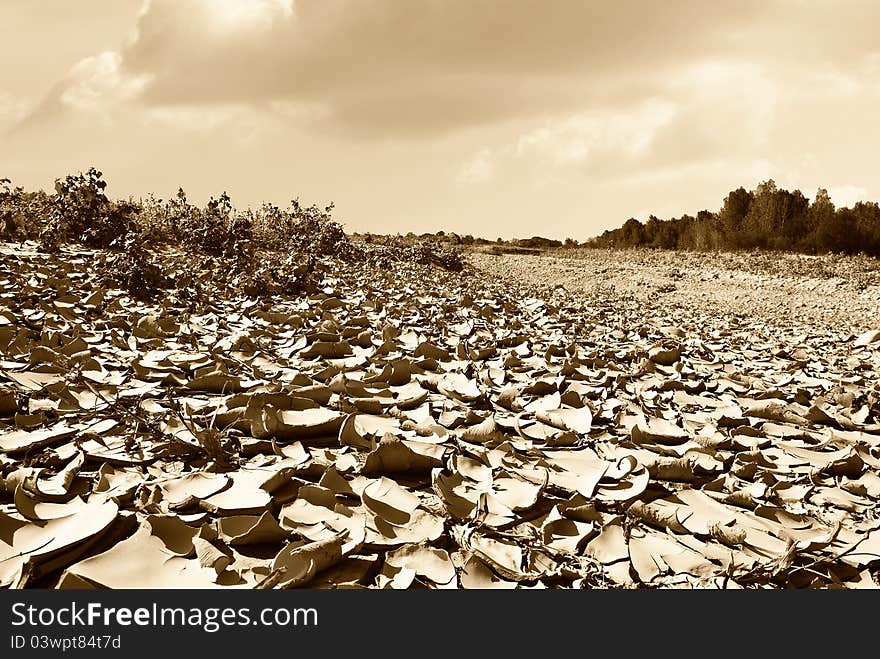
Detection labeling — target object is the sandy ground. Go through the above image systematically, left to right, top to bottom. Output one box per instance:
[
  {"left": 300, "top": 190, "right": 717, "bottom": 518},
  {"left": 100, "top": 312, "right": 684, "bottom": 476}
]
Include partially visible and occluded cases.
[{"left": 468, "top": 249, "right": 880, "bottom": 339}]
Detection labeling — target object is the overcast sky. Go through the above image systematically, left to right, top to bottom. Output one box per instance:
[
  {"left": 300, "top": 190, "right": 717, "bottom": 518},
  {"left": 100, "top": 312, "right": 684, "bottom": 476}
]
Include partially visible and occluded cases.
[{"left": 1, "top": 1, "right": 878, "bottom": 239}]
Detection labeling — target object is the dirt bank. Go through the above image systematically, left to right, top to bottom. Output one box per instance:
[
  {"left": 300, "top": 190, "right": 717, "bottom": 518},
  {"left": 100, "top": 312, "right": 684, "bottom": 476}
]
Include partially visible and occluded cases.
[{"left": 468, "top": 249, "right": 880, "bottom": 338}]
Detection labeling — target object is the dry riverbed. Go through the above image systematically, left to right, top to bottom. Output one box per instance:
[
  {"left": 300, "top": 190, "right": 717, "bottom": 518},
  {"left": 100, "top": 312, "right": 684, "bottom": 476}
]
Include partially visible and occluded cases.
[
  {"left": 1, "top": 243, "right": 879, "bottom": 589},
  {"left": 468, "top": 249, "right": 880, "bottom": 338}
]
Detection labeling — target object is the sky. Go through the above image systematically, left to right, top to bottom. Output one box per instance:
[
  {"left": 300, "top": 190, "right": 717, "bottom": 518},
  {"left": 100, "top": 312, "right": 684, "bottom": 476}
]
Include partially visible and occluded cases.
[{"left": 1, "top": 0, "right": 879, "bottom": 240}]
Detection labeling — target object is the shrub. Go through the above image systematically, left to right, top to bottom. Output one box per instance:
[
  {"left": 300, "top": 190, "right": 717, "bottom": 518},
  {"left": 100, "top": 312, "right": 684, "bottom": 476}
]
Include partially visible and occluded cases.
[
  {"left": 9, "top": 167, "right": 469, "bottom": 278},
  {"left": 48, "top": 168, "right": 132, "bottom": 249},
  {"left": 0, "top": 178, "right": 26, "bottom": 241},
  {"left": 164, "top": 187, "right": 200, "bottom": 243},
  {"left": 183, "top": 192, "right": 234, "bottom": 255},
  {"left": 136, "top": 194, "right": 177, "bottom": 244},
  {"left": 251, "top": 203, "right": 288, "bottom": 249},
  {"left": 102, "top": 228, "right": 169, "bottom": 300},
  {"left": 362, "top": 240, "right": 464, "bottom": 272},
  {"left": 238, "top": 253, "right": 319, "bottom": 298}
]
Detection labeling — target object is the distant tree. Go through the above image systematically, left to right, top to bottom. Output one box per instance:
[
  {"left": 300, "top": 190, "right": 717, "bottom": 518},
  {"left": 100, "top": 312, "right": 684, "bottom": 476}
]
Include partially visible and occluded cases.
[
  {"left": 563, "top": 179, "right": 880, "bottom": 256},
  {"left": 739, "top": 180, "right": 808, "bottom": 249},
  {"left": 740, "top": 180, "right": 778, "bottom": 247},
  {"left": 718, "top": 187, "right": 752, "bottom": 247},
  {"left": 772, "top": 188, "right": 809, "bottom": 250},
  {"left": 803, "top": 188, "right": 835, "bottom": 252},
  {"left": 851, "top": 201, "right": 880, "bottom": 255},
  {"left": 814, "top": 206, "right": 857, "bottom": 254},
  {"left": 680, "top": 210, "right": 719, "bottom": 250},
  {"left": 643, "top": 215, "right": 661, "bottom": 246},
  {"left": 652, "top": 216, "right": 679, "bottom": 249},
  {"left": 619, "top": 218, "right": 645, "bottom": 247},
  {"left": 515, "top": 236, "right": 563, "bottom": 249}
]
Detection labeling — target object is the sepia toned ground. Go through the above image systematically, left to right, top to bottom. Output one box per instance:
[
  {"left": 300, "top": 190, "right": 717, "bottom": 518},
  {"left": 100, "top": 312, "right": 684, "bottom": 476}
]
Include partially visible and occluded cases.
[
  {"left": 1, "top": 243, "right": 879, "bottom": 589},
  {"left": 469, "top": 249, "right": 880, "bottom": 335}
]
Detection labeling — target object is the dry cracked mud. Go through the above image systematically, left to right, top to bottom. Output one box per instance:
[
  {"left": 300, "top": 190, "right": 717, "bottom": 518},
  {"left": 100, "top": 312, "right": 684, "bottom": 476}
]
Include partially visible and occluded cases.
[{"left": 1, "top": 242, "right": 879, "bottom": 589}]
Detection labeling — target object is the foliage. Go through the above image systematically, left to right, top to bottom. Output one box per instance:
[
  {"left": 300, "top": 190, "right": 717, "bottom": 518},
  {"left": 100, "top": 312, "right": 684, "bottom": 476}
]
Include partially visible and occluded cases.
[
  {"left": 2, "top": 168, "right": 467, "bottom": 284},
  {"left": 42, "top": 168, "right": 135, "bottom": 250},
  {"left": 0, "top": 178, "right": 25, "bottom": 241},
  {"left": 590, "top": 180, "right": 880, "bottom": 256},
  {"left": 185, "top": 192, "right": 235, "bottom": 255},
  {"left": 101, "top": 228, "right": 169, "bottom": 301},
  {"left": 359, "top": 235, "right": 464, "bottom": 272},
  {"left": 238, "top": 253, "right": 319, "bottom": 298}
]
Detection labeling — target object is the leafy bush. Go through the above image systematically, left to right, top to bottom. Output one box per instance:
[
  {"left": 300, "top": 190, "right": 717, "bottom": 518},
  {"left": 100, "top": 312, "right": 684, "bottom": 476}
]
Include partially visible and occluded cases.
[
  {"left": 4, "top": 168, "right": 469, "bottom": 283},
  {"left": 45, "top": 168, "right": 133, "bottom": 249},
  {"left": 0, "top": 178, "right": 26, "bottom": 241},
  {"left": 163, "top": 187, "right": 199, "bottom": 243},
  {"left": 167, "top": 191, "right": 255, "bottom": 259},
  {"left": 182, "top": 192, "right": 234, "bottom": 255},
  {"left": 136, "top": 193, "right": 177, "bottom": 244},
  {"left": 249, "top": 198, "right": 362, "bottom": 261},
  {"left": 286, "top": 200, "right": 359, "bottom": 259},
  {"left": 251, "top": 203, "right": 288, "bottom": 250},
  {"left": 226, "top": 212, "right": 255, "bottom": 260},
  {"left": 101, "top": 228, "right": 169, "bottom": 301},
  {"left": 362, "top": 239, "right": 464, "bottom": 272},
  {"left": 409, "top": 242, "right": 464, "bottom": 271},
  {"left": 238, "top": 253, "right": 319, "bottom": 298}
]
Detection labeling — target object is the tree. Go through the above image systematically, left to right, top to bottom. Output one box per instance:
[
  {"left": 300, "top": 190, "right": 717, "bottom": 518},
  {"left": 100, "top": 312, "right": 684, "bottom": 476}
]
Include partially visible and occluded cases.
[
  {"left": 0, "top": 178, "right": 26, "bottom": 240},
  {"left": 587, "top": 179, "right": 880, "bottom": 255},
  {"left": 739, "top": 180, "right": 808, "bottom": 249},
  {"left": 718, "top": 187, "right": 753, "bottom": 247},
  {"left": 770, "top": 188, "right": 809, "bottom": 249},
  {"left": 803, "top": 188, "right": 835, "bottom": 252},
  {"left": 851, "top": 201, "right": 880, "bottom": 255},
  {"left": 818, "top": 206, "right": 858, "bottom": 253},
  {"left": 684, "top": 210, "right": 720, "bottom": 250},
  {"left": 643, "top": 215, "right": 661, "bottom": 247},
  {"left": 618, "top": 218, "right": 645, "bottom": 247}
]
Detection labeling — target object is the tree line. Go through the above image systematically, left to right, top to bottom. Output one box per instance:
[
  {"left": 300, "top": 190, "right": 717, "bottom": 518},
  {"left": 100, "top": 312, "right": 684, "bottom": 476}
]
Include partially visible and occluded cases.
[{"left": 589, "top": 180, "right": 880, "bottom": 256}]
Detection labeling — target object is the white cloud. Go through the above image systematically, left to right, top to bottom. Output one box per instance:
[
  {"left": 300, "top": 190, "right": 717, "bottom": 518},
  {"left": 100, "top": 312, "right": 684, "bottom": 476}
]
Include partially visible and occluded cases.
[
  {"left": 21, "top": 0, "right": 772, "bottom": 138},
  {"left": 205, "top": 0, "right": 294, "bottom": 32},
  {"left": 57, "top": 51, "right": 152, "bottom": 119},
  {"left": 668, "top": 59, "right": 779, "bottom": 148},
  {"left": 0, "top": 91, "right": 27, "bottom": 128},
  {"left": 516, "top": 99, "right": 677, "bottom": 165},
  {"left": 141, "top": 103, "right": 262, "bottom": 140},
  {"left": 456, "top": 149, "right": 495, "bottom": 184},
  {"left": 826, "top": 185, "right": 868, "bottom": 208}
]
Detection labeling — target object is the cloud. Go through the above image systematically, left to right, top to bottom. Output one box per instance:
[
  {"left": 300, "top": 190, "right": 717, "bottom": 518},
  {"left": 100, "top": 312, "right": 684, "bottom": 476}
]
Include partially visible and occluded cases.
[
  {"left": 6, "top": 0, "right": 880, "bottom": 241},
  {"left": 16, "top": 0, "right": 880, "bottom": 142},
  {"left": 21, "top": 0, "right": 772, "bottom": 137},
  {"left": 202, "top": 0, "right": 294, "bottom": 30},
  {"left": 16, "top": 51, "right": 151, "bottom": 129},
  {"left": 59, "top": 51, "right": 151, "bottom": 114},
  {"left": 475, "top": 51, "right": 864, "bottom": 191},
  {"left": 0, "top": 91, "right": 27, "bottom": 129},
  {"left": 516, "top": 99, "right": 677, "bottom": 165},
  {"left": 456, "top": 149, "right": 495, "bottom": 184},
  {"left": 826, "top": 185, "right": 869, "bottom": 208}
]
